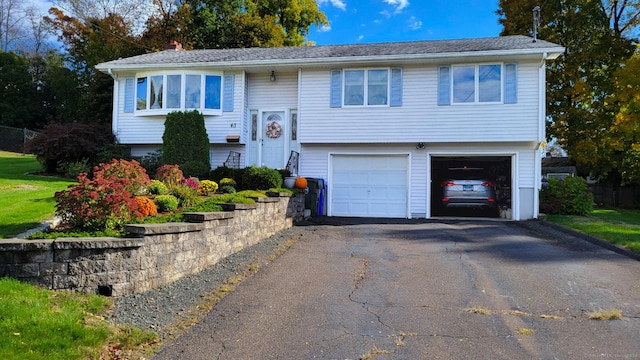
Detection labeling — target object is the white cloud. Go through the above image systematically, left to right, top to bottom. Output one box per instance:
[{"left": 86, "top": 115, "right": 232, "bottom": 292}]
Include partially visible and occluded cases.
[
  {"left": 317, "top": 0, "right": 347, "bottom": 11},
  {"left": 383, "top": 0, "right": 409, "bottom": 14},
  {"left": 379, "top": 10, "right": 392, "bottom": 19},
  {"left": 408, "top": 16, "right": 422, "bottom": 30},
  {"left": 318, "top": 24, "right": 332, "bottom": 32},
  {"left": 357, "top": 35, "right": 364, "bottom": 41}
]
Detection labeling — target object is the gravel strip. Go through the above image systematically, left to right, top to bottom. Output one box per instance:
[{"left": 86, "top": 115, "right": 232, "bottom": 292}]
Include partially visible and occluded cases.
[{"left": 108, "top": 226, "right": 307, "bottom": 338}]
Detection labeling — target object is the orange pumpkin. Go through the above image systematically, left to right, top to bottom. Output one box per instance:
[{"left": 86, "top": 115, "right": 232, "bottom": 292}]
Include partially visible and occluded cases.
[{"left": 294, "top": 176, "right": 308, "bottom": 189}]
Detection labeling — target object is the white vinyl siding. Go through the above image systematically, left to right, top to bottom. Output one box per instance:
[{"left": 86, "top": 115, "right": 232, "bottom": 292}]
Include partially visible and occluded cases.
[
  {"left": 299, "top": 62, "right": 539, "bottom": 144},
  {"left": 114, "top": 72, "right": 243, "bottom": 145}
]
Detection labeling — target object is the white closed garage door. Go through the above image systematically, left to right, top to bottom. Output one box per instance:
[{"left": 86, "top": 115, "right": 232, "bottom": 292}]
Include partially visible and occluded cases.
[{"left": 330, "top": 154, "right": 408, "bottom": 218}]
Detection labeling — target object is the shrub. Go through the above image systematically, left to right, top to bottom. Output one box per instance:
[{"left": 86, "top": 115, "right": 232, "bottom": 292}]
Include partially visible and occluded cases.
[
  {"left": 162, "top": 111, "right": 211, "bottom": 178},
  {"left": 25, "top": 122, "right": 114, "bottom": 173},
  {"left": 95, "top": 144, "right": 133, "bottom": 165},
  {"left": 136, "top": 150, "right": 162, "bottom": 176},
  {"left": 57, "top": 158, "right": 91, "bottom": 179},
  {"left": 92, "top": 159, "right": 151, "bottom": 196},
  {"left": 155, "top": 164, "right": 184, "bottom": 186},
  {"left": 241, "top": 166, "right": 282, "bottom": 190},
  {"left": 210, "top": 167, "right": 243, "bottom": 187},
  {"left": 55, "top": 173, "right": 140, "bottom": 231},
  {"left": 180, "top": 177, "right": 200, "bottom": 190},
  {"left": 219, "top": 177, "right": 237, "bottom": 187},
  {"left": 540, "top": 177, "right": 594, "bottom": 215},
  {"left": 148, "top": 180, "right": 168, "bottom": 195},
  {"left": 199, "top": 180, "right": 219, "bottom": 195},
  {"left": 170, "top": 184, "right": 202, "bottom": 207},
  {"left": 220, "top": 185, "right": 236, "bottom": 194},
  {"left": 154, "top": 195, "right": 179, "bottom": 212},
  {"left": 134, "top": 196, "right": 158, "bottom": 217}
]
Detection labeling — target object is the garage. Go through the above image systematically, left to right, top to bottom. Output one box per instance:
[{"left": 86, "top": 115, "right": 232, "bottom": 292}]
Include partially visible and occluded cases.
[
  {"left": 330, "top": 154, "right": 409, "bottom": 218},
  {"left": 431, "top": 156, "right": 512, "bottom": 218}
]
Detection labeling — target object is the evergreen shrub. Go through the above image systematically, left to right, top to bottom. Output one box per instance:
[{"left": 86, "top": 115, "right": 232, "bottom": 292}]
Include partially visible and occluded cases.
[
  {"left": 162, "top": 111, "right": 211, "bottom": 178},
  {"left": 241, "top": 166, "right": 282, "bottom": 190}
]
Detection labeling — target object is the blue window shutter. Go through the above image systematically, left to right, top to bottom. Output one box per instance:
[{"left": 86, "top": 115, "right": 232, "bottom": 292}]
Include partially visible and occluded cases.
[
  {"left": 504, "top": 63, "right": 518, "bottom": 104},
  {"left": 437, "top": 66, "right": 451, "bottom": 106},
  {"left": 390, "top": 67, "right": 403, "bottom": 107},
  {"left": 330, "top": 69, "right": 342, "bottom": 108},
  {"left": 223, "top": 74, "right": 235, "bottom": 112},
  {"left": 123, "top": 77, "right": 134, "bottom": 113}
]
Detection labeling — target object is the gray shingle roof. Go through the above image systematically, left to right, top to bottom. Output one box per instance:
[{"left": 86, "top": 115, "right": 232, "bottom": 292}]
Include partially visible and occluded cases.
[{"left": 96, "top": 35, "right": 563, "bottom": 70}]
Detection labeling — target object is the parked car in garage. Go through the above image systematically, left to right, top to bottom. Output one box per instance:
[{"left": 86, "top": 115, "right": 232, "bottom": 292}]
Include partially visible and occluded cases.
[{"left": 440, "top": 167, "right": 499, "bottom": 216}]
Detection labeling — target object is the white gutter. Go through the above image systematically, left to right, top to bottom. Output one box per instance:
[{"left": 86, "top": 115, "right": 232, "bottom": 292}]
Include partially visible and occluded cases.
[
  {"left": 534, "top": 52, "right": 548, "bottom": 219},
  {"left": 108, "top": 69, "right": 119, "bottom": 141}
]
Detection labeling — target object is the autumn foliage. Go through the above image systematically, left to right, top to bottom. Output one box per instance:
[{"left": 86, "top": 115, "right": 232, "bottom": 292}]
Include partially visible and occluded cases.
[
  {"left": 55, "top": 173, "right": 141, "bottom": 231},
  {"left": 134, "top": 196, "right": 158, "bottom": 217}
]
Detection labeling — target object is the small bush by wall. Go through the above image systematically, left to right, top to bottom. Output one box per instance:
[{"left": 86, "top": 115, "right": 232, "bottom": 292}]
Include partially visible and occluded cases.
[{"left": 540, "top": 177, "right": 594, "bottom": 215}]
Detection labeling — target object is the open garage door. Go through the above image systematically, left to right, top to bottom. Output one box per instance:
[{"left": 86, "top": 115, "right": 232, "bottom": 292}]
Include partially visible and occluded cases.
[
  {"left": 331, "top": 154, "right": 408, "bottom": 218},
  {"left": 431, "top": 156, "right": 512, "bottom": 218}
]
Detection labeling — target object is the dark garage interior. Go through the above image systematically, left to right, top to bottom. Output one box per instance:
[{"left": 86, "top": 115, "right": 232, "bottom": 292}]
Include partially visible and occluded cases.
[{"left": 431, "top": 156, "right": 512, "bottom": 218}]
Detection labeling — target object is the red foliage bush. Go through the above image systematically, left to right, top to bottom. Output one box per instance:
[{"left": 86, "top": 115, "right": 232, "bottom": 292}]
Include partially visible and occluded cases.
[
  {"left": 25, "top": 122, "right": 114, "bottom": 173},
  {"left": 93, "top": 159, "right": 151, "bottom": 195},
  {"left": 155, "top": 164, "right": 184, "bottom": 186},
  {"left": 55, "top": 173, "right": 141, "bottom": 231},
  {"left": 134, "top": 196, "right": 158, "bottom": 217}
]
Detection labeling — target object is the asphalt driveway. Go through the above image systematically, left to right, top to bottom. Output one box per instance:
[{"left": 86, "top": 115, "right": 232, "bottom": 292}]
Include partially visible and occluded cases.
[{"left": 154, "top": 219, "right": 640, "bottom": 360}]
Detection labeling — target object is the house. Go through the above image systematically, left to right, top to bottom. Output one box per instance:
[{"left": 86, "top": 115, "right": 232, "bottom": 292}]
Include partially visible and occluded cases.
[{"left": 95, "top": 35, "right": 564, "bottom": 220}]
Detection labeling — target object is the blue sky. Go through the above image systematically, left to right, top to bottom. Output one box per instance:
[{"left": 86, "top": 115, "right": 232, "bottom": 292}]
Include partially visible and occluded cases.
[{"left": 309, "top": 0, "right": 502, "bottom": 45}]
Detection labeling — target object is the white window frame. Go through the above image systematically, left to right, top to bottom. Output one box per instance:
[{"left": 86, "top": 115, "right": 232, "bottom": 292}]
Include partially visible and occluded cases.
[
  {"left": 451, "top": 63, "right": 504, "bottom": 105},
  {"left": 343, "top": 68, "right": 390, "bottom": 107},
  {"left": 134, "top": 71, "right": 224, "bottom": 116}
]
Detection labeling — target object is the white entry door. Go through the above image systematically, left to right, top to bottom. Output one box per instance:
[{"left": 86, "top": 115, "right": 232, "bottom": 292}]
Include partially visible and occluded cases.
[{"left": 261, "top": 111, "right": 286, "bottom": 168}]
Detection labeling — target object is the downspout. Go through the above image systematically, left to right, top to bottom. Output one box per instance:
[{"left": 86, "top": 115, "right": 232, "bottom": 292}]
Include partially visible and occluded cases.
[
  {"left": 534, "top": 52, "right": 547, "bottom": 218},
  {"left": 107, "top": 69, "right": 119, "bottom": 142}
]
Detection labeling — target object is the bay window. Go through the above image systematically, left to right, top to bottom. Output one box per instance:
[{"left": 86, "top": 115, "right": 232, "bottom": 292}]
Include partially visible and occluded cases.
[{"left": 130, "top": 71, "right": 230, "bottom": 115}]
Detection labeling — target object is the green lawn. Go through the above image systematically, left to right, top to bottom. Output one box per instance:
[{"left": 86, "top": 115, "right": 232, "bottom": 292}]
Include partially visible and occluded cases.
[
  {"left": 0, "top": 151, "right": 75, "bottom": 238},
  {"left": 546, "top": 208, "right": 640, "bottom": 254},
  {"left": 0, "top": 278, "right": 157, "bottom": 359}
]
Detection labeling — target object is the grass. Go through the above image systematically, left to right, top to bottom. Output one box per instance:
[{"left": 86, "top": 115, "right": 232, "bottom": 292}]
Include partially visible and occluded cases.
[
  {"left": 0, "top": 151, "right": 74, "bottom": 238},
  {"left": 546, "top": 208, "right": 640, "bottom": 254},
  {"left": 587, "top": 309, "right": 623, "bottom": 320}
]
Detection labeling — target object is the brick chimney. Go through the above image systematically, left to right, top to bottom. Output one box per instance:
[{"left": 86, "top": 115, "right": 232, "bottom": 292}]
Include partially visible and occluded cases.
[{"left": 164, "top": 40, "right": 183, "bottom": 51}]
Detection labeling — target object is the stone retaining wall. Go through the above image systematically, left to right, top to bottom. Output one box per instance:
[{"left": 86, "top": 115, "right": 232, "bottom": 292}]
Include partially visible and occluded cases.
[{"left": 0, "top": 192, "right": 305, "bottom": 297}]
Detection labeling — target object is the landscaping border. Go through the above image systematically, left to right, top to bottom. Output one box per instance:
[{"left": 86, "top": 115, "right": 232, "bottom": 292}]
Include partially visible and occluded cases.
[{"left": 0, "top": 192, "right": 305, "bottom": 296}]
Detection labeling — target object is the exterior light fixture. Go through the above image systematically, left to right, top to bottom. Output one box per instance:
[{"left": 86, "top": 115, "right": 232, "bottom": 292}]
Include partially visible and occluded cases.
[
  {"left": 270, "top": 71, "right": 276, "bottom": 82},
  {"left": 416, "top": 142, "right": 425, "bottom": 149}
]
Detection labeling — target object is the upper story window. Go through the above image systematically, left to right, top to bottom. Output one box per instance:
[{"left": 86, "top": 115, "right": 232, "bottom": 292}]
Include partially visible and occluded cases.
[
  {"left": 438, "top": 63, "right": 517, "bottom": 105},
  {"left": 331, "top": 67, "right": 403, "bottom": 108},
  {"left": 124, "top": 71, "right": 235, "bottom": 116}
]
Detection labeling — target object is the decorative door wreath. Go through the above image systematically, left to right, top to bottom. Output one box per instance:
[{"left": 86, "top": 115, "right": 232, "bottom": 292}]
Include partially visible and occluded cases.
[{"left": 266, "top": 121, "right": 282, "bottom": 139}]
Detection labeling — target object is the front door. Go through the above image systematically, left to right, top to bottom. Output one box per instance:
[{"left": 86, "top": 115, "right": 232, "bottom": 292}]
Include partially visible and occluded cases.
[{"left": 261, "top": 111, "right": 286, "bottom": 168}]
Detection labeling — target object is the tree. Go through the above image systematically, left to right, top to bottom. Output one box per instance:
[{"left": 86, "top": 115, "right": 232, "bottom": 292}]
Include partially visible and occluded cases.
[
  {"left": 0, "top": 0, "right": 27, "bottom": 51},
  {"left": 183, "top": 0, "right": 326, "bottom": 49},
  {"left": 251, "top": 0, "right": 328, "bottom": 46},
  {"left": 497, "top": 0, "right": 636, "bottom": 184},
  {"left": 600, "top": 0, "right": 640, "bottom": 35},
  {"left": 46, "top": 8, "right": 147, "bottom": 125},
  {"left": 0, "top": 51, "right": 37, "bottom": 127},
  {"left": 607, "top": 51, "right": 640, "bottom": 184}
]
